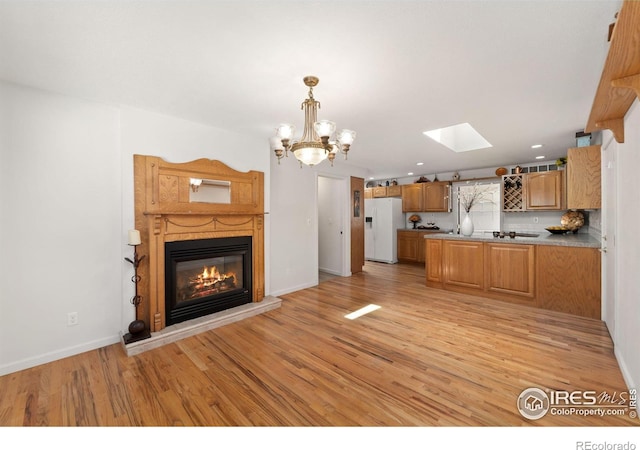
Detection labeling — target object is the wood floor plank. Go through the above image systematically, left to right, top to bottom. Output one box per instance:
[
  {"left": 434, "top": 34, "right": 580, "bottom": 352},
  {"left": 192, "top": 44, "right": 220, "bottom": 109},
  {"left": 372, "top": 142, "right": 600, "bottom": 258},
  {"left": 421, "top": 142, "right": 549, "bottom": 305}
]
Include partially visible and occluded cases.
[{"left": 0, "top": 262, "right": 636, "bottom": 426}]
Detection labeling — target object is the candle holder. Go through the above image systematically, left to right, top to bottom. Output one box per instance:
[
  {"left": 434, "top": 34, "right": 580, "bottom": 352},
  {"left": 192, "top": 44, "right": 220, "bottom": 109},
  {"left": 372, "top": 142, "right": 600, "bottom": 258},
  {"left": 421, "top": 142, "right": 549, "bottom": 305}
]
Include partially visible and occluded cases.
[{"left": 123, "top": 240, "right": 151, "bottom": 344}]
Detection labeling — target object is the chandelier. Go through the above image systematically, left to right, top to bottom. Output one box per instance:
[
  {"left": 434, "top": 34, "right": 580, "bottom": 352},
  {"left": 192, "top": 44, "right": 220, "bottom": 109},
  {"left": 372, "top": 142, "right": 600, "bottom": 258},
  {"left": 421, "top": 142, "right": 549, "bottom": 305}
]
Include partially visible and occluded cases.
[{"left": 269, "top": 76, "right": 356, "bottom": 167}]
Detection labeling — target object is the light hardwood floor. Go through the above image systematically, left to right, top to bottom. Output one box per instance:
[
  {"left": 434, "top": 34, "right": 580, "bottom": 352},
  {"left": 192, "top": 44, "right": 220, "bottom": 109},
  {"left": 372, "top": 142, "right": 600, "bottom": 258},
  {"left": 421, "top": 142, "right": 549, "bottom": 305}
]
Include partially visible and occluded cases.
[{"left": 0, "top": 262, "right": 636, "bottom": 426}]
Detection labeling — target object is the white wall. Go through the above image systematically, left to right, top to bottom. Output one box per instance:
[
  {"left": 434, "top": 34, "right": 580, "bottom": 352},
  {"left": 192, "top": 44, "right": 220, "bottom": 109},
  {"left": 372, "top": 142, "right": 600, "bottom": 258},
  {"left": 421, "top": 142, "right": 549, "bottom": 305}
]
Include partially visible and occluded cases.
[
  {"left": 0, "top": 82, "right": 268, "bottom": 375},
  {"left": 0, "top": 83, "right": 122, "bottom": 374},
  {"left": 611, "top": 99, "right": 640, "bottom": 391},
  {"left": 269, "top": 155, "right": 367, "bottom": 297}
]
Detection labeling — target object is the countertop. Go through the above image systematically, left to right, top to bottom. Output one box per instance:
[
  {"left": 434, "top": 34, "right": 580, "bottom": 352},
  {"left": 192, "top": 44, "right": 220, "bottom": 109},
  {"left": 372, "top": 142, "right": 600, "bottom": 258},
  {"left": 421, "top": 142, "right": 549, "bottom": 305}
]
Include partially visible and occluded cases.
[
  {"left": 398, "top": 228, "right": 448, "bottom": 233},
  {"left": 422, "top": 232, "right": 601, "bottom": 248}
]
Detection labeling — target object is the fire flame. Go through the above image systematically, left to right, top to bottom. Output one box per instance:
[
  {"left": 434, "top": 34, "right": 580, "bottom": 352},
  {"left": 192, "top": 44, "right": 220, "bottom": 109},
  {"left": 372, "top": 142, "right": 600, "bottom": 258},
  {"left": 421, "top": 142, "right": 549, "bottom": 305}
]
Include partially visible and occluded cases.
[{"left": 196, "top": 266, "right": 235, "bottom": 287}]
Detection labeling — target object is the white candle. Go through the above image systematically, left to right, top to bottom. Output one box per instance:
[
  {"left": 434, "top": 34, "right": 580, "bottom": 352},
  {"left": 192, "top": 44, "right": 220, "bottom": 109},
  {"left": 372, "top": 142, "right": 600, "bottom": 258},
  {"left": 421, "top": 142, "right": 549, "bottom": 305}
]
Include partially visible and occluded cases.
[{"left": 128, "top": 229, "right": 141, "bottom": 246}]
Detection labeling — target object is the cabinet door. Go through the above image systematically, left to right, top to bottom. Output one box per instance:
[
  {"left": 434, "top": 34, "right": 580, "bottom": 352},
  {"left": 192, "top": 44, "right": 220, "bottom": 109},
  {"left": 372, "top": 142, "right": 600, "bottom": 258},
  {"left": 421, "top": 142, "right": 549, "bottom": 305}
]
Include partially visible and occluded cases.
[
  {"left": 567, "top": 145, "right": 601, "bottom": 209},
  {"left": 525, "top": 171, "right": 563, "bottom": 210},
  {"left": 423, "top": 182, "right": 451, "bottom": 212},
  {"left": 402, "top": 184, "right": 424, "bottom": 212},
  {"left": 387, "top": 185, "right": 402, "bottom": 197},
  {"left": 372, "top": 186, "right": 388, "bottom": 198},
  {"left": 364, "top": 188, "right": 373, "bottom": 199},
  {"left": 397, "top": 232, "right": 419, "bottom": 262},
  {"left": 425, "top": 239, "right": 442, "bottom": 283},
  {"left": 443, "top": 240, "right": 484, "bottom": 290},
  {"left": 485, "top": 243, "right": 535, "bottom": 299},
  {"left": 536, "top": 245, "right": 601, "bottom": 319}
]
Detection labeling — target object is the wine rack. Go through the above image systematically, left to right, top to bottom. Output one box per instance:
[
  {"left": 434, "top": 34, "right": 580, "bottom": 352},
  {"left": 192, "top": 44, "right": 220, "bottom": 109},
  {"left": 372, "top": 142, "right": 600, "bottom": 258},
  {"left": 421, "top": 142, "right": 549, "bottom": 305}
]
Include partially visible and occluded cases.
[{"left": 502, "top": 174, "right": 524, "bottom": 211}]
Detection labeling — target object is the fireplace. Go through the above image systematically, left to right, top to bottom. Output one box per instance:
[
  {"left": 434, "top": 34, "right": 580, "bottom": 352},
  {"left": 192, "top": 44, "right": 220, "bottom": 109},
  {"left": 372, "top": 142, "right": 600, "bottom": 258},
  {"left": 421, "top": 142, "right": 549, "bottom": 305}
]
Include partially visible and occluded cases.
[
  {"left": 133, "top": 155, "right": 265, "bottom": 332},
  {"left": 165, "top": 236, "right": 252, "bottom": 325}
]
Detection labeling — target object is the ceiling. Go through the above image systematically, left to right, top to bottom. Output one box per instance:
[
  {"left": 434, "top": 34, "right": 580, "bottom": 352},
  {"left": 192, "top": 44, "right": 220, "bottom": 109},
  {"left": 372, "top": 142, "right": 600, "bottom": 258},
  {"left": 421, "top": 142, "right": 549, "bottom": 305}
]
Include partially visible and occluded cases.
[{"left": 0, "top": 0, "right": 621, "bottom": 180}]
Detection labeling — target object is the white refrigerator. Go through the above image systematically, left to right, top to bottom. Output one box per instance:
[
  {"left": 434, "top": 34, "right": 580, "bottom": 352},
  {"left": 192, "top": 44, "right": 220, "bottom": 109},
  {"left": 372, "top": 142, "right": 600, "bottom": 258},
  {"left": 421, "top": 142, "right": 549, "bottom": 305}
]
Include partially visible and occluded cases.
[{"left": 364, "top": 197, "right": 404, "bottom": 264}]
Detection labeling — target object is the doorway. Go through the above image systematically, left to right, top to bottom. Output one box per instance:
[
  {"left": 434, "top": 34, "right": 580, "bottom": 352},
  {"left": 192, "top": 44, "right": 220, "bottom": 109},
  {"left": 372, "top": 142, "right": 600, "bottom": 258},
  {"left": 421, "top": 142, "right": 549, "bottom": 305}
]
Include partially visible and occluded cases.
[{"left": 317, "top": 175, "right": 347, "bottom": 277}]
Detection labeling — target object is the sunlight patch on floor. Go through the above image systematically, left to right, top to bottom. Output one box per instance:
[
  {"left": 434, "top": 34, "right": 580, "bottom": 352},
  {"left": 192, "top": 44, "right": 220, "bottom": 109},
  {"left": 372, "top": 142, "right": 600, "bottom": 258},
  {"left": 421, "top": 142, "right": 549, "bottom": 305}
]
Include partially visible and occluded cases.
[{"left": 344, "top": 304, "right": 381, "bottom": 320}]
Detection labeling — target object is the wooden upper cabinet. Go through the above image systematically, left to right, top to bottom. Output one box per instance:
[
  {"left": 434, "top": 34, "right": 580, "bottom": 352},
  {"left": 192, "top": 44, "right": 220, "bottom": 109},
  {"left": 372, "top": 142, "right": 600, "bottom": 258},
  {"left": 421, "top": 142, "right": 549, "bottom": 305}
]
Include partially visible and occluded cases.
[
  {"left": 567, "top": 145, "right": 601, "bottom": 209},
  {"left": 525, "top": 171, "right": 563, "bottom": 210},
  {"left": 423, "top": 182, "right": 451, "bottom": 212},
  {"left": 402, "top": 184, "right": 424, "bottom": 212},
  {"left": 387, "top": 185, "right": 402, "bottom": 197},
  {"left": 372, "top": 186, "right": 388, "bottom": 198},
  {"left": 364, "top": 188, "right": 373, "bottom": 199}
]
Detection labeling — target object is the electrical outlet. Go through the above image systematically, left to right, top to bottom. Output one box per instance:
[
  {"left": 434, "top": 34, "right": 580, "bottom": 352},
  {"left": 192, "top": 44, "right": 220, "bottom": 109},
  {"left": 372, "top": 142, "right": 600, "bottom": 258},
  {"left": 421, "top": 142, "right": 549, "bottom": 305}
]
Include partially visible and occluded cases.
[
  {"left": 533, "top": 216, "right": 539, "bottom": 224},
  {"left": 67, "top": 312, "right": 78, "bottom": 326}
]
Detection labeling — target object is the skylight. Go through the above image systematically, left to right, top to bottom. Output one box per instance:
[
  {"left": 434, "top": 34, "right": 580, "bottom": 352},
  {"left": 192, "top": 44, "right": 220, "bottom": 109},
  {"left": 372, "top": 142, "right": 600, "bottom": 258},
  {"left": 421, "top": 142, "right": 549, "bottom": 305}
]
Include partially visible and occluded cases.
[{"left": 423, "top": 123, "right": 492, "bottom": 152}]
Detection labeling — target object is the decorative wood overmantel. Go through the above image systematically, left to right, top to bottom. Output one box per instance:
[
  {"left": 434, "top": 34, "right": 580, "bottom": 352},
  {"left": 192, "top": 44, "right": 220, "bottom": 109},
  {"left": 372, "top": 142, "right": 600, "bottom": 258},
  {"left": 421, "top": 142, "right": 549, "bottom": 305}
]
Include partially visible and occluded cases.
[
  {"left": 585, "top": 0, "right": 640, "bottom": 143},
  {"left": 133, "top": 155, "right": 265, "bottom": 332}
]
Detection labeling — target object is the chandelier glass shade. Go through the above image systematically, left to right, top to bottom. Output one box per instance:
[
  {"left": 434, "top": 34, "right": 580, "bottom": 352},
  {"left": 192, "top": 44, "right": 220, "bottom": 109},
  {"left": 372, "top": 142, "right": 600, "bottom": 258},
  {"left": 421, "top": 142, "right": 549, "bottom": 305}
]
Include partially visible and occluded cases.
[{"left": 270, "top": 76, "right": 355, "bottom": 167}]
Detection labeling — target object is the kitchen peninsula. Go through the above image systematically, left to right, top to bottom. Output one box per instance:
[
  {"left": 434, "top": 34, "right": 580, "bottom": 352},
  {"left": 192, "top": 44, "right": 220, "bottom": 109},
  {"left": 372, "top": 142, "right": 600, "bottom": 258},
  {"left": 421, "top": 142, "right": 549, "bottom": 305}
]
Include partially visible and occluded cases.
[{"left": 423, "top": 233, "right": 601, "bottom": 319}]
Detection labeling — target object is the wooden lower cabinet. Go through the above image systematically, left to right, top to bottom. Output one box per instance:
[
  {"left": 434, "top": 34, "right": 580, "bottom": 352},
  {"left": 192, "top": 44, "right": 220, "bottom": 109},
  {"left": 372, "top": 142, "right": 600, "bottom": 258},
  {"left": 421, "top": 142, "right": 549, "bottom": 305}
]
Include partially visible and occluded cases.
[
  {"left": 397, "top": 230, "right": 440, "bottom": 263},
  {"left": 397, "top": 231, "right": 420, "bottom": 262},
  {"left": 425, "top": 239, "right": 601, "bottom": 319},
  {"left": 425, "top": 239, "right": 442, "bottom": 283},
  {"left": 443, "top": 240, "right": 484, "bottom": 290},
  {"left": 485, "top": 243, "right": 535, "bottom": 302},
  {"left": 536, "top": 245, "right": 601, "bottom": 319}
]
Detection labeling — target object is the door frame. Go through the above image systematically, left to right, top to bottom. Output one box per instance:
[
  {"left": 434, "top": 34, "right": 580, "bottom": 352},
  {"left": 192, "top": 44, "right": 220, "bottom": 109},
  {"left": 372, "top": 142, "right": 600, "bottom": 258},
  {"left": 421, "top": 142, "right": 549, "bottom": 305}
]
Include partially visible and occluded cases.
[
  {"left": 601, "top": 133, "right": 617, "bottom": 342},
  {"left": 316, "top": 173, "right": 351, "bottom": 277}
]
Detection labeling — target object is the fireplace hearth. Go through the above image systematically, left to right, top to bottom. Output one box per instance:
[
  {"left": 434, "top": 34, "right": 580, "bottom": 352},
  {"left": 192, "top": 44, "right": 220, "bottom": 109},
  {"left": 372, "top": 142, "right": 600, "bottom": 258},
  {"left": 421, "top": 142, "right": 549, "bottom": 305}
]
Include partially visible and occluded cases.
[{"left": 165, "top": 236, "right": 252, "bottom": 325}]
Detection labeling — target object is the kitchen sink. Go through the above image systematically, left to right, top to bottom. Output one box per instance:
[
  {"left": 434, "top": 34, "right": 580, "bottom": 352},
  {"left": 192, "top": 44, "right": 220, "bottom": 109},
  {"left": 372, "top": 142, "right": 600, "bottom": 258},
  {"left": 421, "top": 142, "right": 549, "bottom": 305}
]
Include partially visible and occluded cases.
[{"left": 492, "top": 231, "right": 539, "bottom": 238}]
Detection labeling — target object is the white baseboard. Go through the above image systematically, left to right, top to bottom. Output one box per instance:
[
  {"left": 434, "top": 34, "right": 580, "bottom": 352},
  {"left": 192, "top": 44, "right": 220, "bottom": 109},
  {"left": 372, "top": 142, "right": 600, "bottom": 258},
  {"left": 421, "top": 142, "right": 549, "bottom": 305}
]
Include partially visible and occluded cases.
[
  {"left": 269, "top": 281, "right": 318, "bottom": 297},
  {"left": 0, "top": 335, "right": 120, "bottom": 376},
  {"left": 615, "top": 347, "right": 638, "bottom": 393}
]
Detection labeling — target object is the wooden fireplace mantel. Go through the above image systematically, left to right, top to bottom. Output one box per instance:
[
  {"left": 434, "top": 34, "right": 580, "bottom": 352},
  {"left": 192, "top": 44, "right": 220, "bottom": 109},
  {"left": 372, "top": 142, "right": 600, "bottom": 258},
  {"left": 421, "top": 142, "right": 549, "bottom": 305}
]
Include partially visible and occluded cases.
[{"left": 133, "top": 155, "right": 265, "bottom": 332}]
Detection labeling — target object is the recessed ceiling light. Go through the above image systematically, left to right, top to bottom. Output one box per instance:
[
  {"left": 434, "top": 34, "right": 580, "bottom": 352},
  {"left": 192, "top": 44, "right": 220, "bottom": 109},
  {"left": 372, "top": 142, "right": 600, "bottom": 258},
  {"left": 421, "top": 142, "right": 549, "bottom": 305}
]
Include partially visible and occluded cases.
[
  {"left": 423, "top": 123, "right": 492, "bottom": 152},
  {"left": 531, "top": 144, "right": 543, "bottom": 149},
  {"left": 535, "top": 155, "right": 545, "bottom": 160},
  {"left": 416, "top": 162, "right": 424, "bottom": 166},
  {"left": 407, "top": 172, "right": 414, "bottom": 176},
  {"left": 369, "top": 177, "right": 375, "bottom": 180}
]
